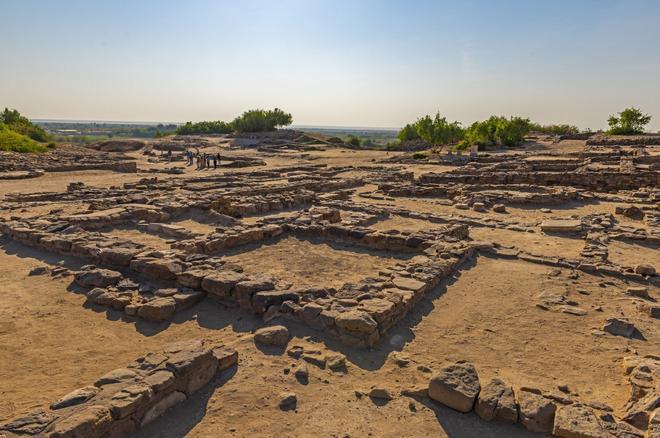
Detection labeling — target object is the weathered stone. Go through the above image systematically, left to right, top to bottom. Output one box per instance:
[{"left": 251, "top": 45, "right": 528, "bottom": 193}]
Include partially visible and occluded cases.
[
  {"left": 541, "top": 220, "right": 582, "bottom": 233},
  {"left": 99, "top": 247, "right": 136, "bottom": 267},
  {"left": 131, "top": 258, "right": 184, "bottom": 281},
  {"left": 635, "top": 264, "right": 656, "bottom": 276},
  {"left": 75, "top": 268, "right": 122, "bottom": 288},
  {"left": 176, "top": 269, "right": 209, "bottom": 289},
  {"left": 202, "top": 271, "right": 245, "bottom": 297},
  {"left": 391, "top": 276, "right": 426, "bottom": 292},
  {"left": 234, "top": 278, "right": 275, "bottom": 304},
  {"left": 626, "top": 286, "right": 650, "bottom": 299},
  {"left": 172, "top": 289, "right": 205, "bottom": 310},
  {"left": 252, "top": 290, "right": 300, "bottom": 314},
  {"left": 137, "top": 297, "right": 176, "bottom": 321},
  {"left": 358, "top": 298, "right": 395, "bottom": 324},
  {"left": 299, "top": 302, "right": 324, "bottom": 323},
  {"left": 335, "top": 310, "right": 378, "bottom": 334},
  {"left": 603, "top": 317, "right": 636, "bottom": 338},
  {"left": 254, "top": 325, "right": 289, "bottom": 346},
  {"left": 165, "top": 340, "right": 217, "bottom": 385},
  {"left": 213, "top": 347, "right": 239, "bottom": 371},
  {"left": 302, "top": 353, "right": 327, "bottom": 369},
  {"left": 327, "top": 353, "right": 347, "bottom": 372},
  {"left": 428, "top": 361, "right": 481, "bottom": 413},
  {"left": 294, "top": 363, "right": 309, "bottom": 383},
  {"left": 95, "top": 368, "right": 138, "bottom": 386},
  {"left": 143, "top": 370, "right": 176, "bottom": 393},
  {"left": 475, "top": 378, "right": 518, "bottom": 423},
  {"left": 108, "top": 383, "right": 154, "bottom": 419},
  {"left": 50, "top": 385, "right": 100, "bottom": 409},
  {"left": 369, "top": 388, "right": 393, "bottom": 400},
  {"left": 517, "top": 389, "right": 556, "bottom": 433},
  {"left": 140, "top": 391, "right": 187, "bottom": 426},
  {"left": 279, "top": 392, "right": 297, "bottom": 411},
  {"left": 553, "top": 404, "right": 607, "bottom": 438},
  {"left": 47, "top": 405, "right": 112, "bottom": 438},
  {"left": 1, "top": 408, "right": 58, "bottom": 434}
]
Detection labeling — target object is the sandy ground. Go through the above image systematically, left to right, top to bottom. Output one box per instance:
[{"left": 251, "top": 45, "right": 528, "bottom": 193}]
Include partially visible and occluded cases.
[
  {"left": 1, "top": 140, "right": 659, "bottom": 437},
  {"left": 469, "top": 227, "right": 586, "bottom": 258},
  {"left": 106, "top": 228, "right": 174, "bottom": 250},
  {"left": 223, "top": 235, "right": 410, "bottom": 290},
  {"left": 608, "top": 239, "right": 660, "bottom": 268},
  {"left": 395, "top": 257, "right": 659, "bottom": 410}
]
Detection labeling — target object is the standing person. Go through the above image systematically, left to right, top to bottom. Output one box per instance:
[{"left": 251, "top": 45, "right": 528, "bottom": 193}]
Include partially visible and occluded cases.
[
  {"left": 167, "top": 149, "right": 172, "bottom": 162},
  {"left": 216, "top": 153, "right": 221, "bottom": 167},
  {"left": 213, "top": 155, "right": 217, "bottom": 169}
]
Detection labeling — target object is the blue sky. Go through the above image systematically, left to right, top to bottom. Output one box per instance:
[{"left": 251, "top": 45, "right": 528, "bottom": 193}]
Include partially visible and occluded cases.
[{"left": 1, "top": 0, "right": 659, "bottom": 130}]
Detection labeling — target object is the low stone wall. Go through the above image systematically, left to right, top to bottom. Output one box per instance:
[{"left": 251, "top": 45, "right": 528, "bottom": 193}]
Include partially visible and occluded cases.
[
  {"left": 419, "top": 170, "right": 659, "bottom": 191},
  {"left": 0, "top": 340, "right": 238, "bottom": 438},
  {"left": 423, "top": 355, "right": 659, "bottom": 436}
]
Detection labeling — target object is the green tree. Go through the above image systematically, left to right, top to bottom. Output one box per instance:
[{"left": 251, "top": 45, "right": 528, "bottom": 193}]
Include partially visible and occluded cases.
[
  {"left": 607, "top": 107, "right": 651, "bottom": 135},
  {"left": 232, "top": 108, "right": 293, "bottom": 132},
  {"left": 413, "top": 113, "right": 463, "bottom": 151},
  {"left": 460, "top": 116, "right": 531, "bottom": 149},
  {"left": 397, "top": 123, "right": 420, "bottom": 142}
]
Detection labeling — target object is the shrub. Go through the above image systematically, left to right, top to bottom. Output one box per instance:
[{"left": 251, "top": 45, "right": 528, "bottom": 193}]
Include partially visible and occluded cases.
[
  {"left": 607, "top": 107, "right": 651, "bottom": 135},
  {"left": 1, "top": 108, "right": 51, "bottom": 142},
  {"left": 461, "top": 116, "right": 531, "bottom": 149},
  {"left": 176, "top": 120, "right": 233, "bottom": 135},
  {"left": 0, "top": 123, "right": 48, "bottom": 152},
  {"left": 397, "top": 123, "right": 420, "bottom": 142},
  {"left": 530, "top": 123, "right": 580, "bottom": 136},
  {"left": 347, "top": 135, "right": 361, "bottom": 146},
  {"left": 412, "top": 152, "right": 427, "bottom": 159}
]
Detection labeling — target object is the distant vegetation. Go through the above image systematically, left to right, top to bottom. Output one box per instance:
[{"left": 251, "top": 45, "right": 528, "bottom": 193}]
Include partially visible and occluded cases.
[
  {"left": 607, "top": 107, "right": 651, "bottom": 135},
  {"left": 0, "top": 108, "right": 53, "bottom": 152},
  {"left": 176, "top": 108, "right": 293, "bottom": 135},
  {"left": 396, "top": 113, "right": 532, "bottom": 151},
  {"left": 459, "top": 116, "right": 531, "bottom": 150},
  {"left": 176, "top": 120, "right": 233, "bottom": 135},
  {"left": 529, "top": 123, "right": 580, "bottom": 136},
  {"left": 347, "top": 135, "right": 361, "bottom": 147}
]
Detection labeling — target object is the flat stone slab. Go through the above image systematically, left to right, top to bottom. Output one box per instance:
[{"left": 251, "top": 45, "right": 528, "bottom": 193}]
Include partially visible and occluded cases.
[{"left": 541, "top": 220, "right": 582, "bottom": 233}]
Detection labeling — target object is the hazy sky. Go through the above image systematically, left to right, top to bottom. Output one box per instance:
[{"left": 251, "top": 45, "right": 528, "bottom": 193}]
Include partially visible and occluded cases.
[{"left": 2, "top": 0, "right": 659, "bottom": 130}]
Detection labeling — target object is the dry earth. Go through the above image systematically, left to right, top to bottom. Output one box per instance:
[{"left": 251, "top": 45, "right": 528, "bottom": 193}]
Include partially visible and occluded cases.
[{"left": 0, "top": 133, "right": 658, "bottom": 437}]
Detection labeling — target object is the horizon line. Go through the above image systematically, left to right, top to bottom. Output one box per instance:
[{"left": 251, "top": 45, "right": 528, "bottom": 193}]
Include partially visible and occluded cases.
[{"left": 32, "top": 118, "right": 403, "bottom": 131}]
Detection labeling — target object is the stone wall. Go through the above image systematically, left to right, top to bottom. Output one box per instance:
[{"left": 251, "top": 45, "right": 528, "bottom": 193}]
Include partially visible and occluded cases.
[{"left": 0, "top": 340, "right": 238, "bottom": 438}]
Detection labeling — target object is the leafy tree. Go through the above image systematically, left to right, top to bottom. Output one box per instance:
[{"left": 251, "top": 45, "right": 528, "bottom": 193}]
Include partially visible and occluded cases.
[
  {"left": 607, "top": 107, "right": 651, "bottom": 135},
  {"left": 232, "top": 108, "right": 293, "bottom": 132},
  {"left": 413, "top": 113, "right": 463, "bottom": 150},
  {"left": 460, "top": 116, "right": 531, "bottom": 149},
  {"left": 397, "top": 123, "right": 420, "bottom": 142}
]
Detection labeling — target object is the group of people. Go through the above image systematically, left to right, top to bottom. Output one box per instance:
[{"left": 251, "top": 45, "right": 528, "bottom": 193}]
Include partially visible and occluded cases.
[{"left": 185, "top": 150, "right": 221, "bottom": 170}]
